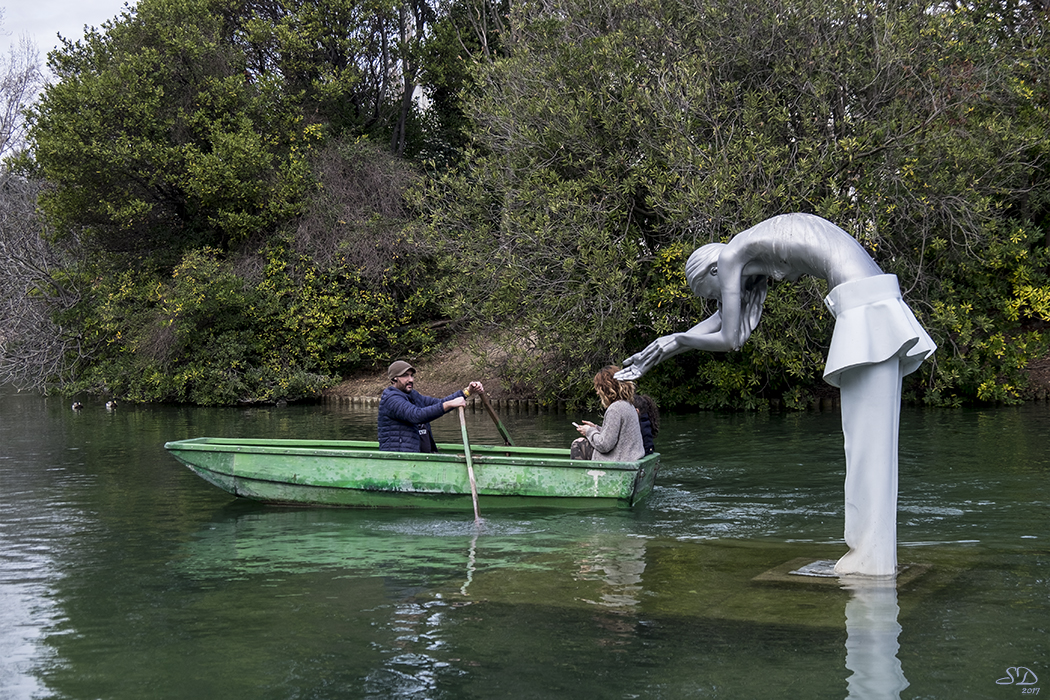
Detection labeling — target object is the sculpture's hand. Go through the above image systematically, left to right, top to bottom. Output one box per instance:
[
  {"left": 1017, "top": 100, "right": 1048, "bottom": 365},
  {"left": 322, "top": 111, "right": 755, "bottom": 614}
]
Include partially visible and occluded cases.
[
  {"left": 617, "top": 335, "right": 679, "bottom": 380},
  {"left": 615, "top": 363, "right": 645, "bottom": 381}
]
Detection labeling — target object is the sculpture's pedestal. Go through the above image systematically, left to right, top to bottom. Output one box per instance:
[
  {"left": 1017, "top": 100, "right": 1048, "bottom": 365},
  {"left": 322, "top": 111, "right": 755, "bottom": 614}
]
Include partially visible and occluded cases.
[{"left": 752, "top": 557, "right": 929, "bottom": 586}]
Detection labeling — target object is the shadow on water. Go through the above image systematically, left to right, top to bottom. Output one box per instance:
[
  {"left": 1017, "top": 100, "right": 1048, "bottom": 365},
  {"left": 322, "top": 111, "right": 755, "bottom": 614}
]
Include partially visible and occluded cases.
[{"left": 0, "top": 388, "right": 1046, "bottom": 699}]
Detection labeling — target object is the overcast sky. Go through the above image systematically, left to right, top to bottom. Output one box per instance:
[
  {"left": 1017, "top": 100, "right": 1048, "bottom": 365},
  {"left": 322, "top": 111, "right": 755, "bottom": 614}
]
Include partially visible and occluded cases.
[{"left": 3, "top": 0, "right": 134, "bottom": 60}]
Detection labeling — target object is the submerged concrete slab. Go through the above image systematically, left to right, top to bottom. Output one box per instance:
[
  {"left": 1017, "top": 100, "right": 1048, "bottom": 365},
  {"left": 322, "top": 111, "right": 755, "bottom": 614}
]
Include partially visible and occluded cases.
[{"left": 752, "top": 557, "right": 930, "bottom": 587}]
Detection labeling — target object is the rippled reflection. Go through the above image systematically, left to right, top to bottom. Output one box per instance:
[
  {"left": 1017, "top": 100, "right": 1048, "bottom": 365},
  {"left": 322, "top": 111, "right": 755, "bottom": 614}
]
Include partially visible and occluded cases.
[
  {"left": 0, "top": 396, "right": 88, "bottom": 698},
  {"left": 572, "top": 533, "right": 647, "bottom": 611},
  {"left": 841, "top": 577, "right": 909, "bottom": 700},
  {"left": 365, "top": 597, "right": 462, "bottom": 698}
]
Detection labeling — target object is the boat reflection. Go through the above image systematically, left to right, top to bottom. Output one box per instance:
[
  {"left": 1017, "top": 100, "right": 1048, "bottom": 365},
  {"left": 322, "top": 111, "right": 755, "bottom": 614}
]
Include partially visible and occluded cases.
[
  {"left": 175, "top": 505, "right": 563, "bottom": 581},
  {"left": 841, "top": 576, "right": 909, "bottom": 699}
]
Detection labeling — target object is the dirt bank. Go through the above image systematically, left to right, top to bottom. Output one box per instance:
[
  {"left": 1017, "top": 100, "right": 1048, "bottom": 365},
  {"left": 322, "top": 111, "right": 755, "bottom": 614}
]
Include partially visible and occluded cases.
[{"left": 324, "top": 343, "right": 513, "bottom": 400}]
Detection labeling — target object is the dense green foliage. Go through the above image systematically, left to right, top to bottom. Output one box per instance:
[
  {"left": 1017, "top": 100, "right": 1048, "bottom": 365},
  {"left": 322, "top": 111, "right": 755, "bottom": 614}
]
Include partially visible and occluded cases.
[
  {"left": 2, "top": 0, "right": 1048, "bottom": 408},
  {"left": 5, "top": 0, "right": 450, "bottom": 402},
  {"left": 29, "top": 0, "right": 314, "bottom": 260},
  {"left": 423, "top": 0, "right": 1050, "bottom": 408},
  {"left": 57, "top": 138, "right": 442, "bottom": 404}
]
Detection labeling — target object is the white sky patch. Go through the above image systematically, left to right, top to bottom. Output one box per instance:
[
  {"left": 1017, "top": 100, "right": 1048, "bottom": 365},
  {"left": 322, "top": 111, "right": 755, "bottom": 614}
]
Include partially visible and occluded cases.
[{"left": 2, "top": 0, "right": 135, "bottom": 59}]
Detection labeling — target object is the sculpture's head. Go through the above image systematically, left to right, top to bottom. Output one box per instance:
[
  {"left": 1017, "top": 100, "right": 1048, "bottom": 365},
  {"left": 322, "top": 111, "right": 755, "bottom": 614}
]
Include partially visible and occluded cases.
[
  {"left": 685, "top": 243, "right": 726, "bottom": 300},
  {"left": 593, "top": 365, "right": 635, "bottom": 408}
]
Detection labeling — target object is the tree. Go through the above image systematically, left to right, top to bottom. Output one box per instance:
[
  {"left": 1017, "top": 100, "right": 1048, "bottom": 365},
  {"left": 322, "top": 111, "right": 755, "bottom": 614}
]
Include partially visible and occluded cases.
[
  {"left": 13, "top": 0, "right": 459, "bottom": 402},
  {"left": 26, "top": 0, "right": 315, "bottom": 265},
  {"left": 26, "top": 0, "right": 468, "bottom": 266},
  {"left": 226, "top": 0, "right": 443, "bottom": 156},
  {"left": 416, "top": 0, "right": 510, "bottom": 165},
  {"left": 418, "top": 0, "right": 665, "bottom": 400},
  {"left": 422, "top": 0, "right": 1050, "bottom": 407},
  {"left": 0, "top": 27, "right": 76, "bottom": 392},
  {"left": 0, "top": 33, "right": 44, "bottom": 160},
  {"left": 63, "top": 137, "right": 443, "bottom": 404},
  {"left": 0, "top": 173, "right": 83, "bottom": 391}
]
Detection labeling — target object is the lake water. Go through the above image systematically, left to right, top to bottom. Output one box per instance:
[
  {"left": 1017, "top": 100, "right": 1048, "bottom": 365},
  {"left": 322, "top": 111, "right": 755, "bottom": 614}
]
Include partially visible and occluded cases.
[{"left": 0, "top": 387, "right": 1046, "bottom": 699}]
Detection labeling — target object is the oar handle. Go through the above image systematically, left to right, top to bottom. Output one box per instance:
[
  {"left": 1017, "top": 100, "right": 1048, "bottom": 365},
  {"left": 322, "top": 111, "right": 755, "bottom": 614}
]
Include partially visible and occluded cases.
[{"left": 477, "top": 390, "right": 515, "bottom": 446}]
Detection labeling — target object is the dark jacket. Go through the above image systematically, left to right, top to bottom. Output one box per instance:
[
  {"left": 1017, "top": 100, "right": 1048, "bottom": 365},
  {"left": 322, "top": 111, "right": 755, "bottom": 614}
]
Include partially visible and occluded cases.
[
  {"left": 377, "top": 386, "right": 465, "bottom": 452},
  {"left": 633, "top": 394, "right": 659, "bottom": 455},
  {"left": 638, "top": 411, "right": 655, "bottom": 455}
]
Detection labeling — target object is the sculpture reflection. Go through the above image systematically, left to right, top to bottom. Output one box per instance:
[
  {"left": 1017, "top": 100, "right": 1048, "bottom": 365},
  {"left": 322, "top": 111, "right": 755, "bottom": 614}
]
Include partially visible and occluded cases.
[
  {"left": 618, "top": 214, "right": 936, "bottom": 576},
  {"left": 841, "top": 577, "right": 909, "bottom": 699}
]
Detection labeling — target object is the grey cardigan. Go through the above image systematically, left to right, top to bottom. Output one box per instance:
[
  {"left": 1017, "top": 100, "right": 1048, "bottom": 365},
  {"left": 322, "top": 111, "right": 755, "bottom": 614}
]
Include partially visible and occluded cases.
[{"left": 584, "top": 400, "right": 645, "bottom": 462}]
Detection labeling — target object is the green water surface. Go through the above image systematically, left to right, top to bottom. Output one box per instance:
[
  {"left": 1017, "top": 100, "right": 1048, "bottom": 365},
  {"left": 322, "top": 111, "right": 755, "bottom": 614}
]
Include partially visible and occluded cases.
[{"left": 0, "top": 389, "right": 1045, "bottom": 699}]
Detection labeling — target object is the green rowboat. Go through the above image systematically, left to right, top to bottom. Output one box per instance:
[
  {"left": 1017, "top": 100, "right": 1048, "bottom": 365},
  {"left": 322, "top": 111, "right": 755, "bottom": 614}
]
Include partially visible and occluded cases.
[{"left": 164, "top": 437, "right": 660, "bottom": 509}]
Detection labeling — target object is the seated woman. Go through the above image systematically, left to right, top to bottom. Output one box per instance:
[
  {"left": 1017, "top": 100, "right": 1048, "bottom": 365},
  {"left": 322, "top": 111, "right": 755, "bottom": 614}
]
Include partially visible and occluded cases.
[{"left": 571, "top": 366, "right": 645, "bottom": 462}]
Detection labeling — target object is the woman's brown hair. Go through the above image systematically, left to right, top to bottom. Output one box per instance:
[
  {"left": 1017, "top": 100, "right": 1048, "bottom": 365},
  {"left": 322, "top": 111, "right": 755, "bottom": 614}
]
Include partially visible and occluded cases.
[{"left": 593, "top": 365, "right": 635, "bottom": 407}]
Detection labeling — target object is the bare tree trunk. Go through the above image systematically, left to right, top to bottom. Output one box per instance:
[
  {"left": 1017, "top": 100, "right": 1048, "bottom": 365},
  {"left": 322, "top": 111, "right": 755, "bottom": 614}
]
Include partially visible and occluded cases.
[
  {"left": 0, "top": 34, "right": 44, "bottom": 159},
  {"left": 0, "top": 175, "right": 83, "bottom": 391}
]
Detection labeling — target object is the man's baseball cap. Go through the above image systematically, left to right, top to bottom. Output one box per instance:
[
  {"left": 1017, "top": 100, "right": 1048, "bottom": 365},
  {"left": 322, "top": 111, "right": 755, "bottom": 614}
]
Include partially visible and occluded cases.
[{"left": 387, "top": 360, "right": 416, "bottom": 380}]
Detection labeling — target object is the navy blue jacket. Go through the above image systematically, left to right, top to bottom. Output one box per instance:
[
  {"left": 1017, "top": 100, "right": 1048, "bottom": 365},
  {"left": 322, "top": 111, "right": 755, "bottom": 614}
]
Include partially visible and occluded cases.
[
  {"left": 377, "top": 386, "right": 465, "bottom": 452},
  {"left": 638, "top": 411, "right": 655, "bottom": 455}
]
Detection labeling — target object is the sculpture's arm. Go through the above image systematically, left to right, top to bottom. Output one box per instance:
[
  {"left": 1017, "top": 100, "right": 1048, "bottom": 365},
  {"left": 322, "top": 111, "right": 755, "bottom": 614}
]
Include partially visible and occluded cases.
[
  {"left": 617, "top": 245, "right": 770, "bottom": 380},
  {"left": 677, "top": 252, "right": 767, "bottom": 353},
  {"left": 701, "top": 253, "right": 750, "bottom": 351},
  {"left": 678, "top": 283, "right": 768, "bottom": 354},
  {"left": 676, "top": 308, "right": 744, "bottom": 352},
  {"left": 617, "top": 312, "right": 724, "bottom": 380}
]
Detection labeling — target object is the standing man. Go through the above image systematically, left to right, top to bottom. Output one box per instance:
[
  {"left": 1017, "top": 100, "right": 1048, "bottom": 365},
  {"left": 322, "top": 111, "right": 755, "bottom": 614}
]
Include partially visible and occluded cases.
[{"left": 378, "top": 360, "right": 485, "bottom": 452}]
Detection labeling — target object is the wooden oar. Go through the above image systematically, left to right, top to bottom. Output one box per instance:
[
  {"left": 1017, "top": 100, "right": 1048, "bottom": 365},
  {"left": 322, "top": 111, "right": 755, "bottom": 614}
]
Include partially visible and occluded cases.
[
  {"left": 478, "top": 390, "right": 515, "bottom": 446},
  {"left": 458, "top": 406, "right": 481, "bottom": 522}
]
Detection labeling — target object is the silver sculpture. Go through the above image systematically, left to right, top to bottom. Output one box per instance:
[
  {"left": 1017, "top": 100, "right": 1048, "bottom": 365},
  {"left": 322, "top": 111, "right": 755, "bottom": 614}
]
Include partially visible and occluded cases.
[{"left": 617, "top": 213, "right": 936, "bottom": 577}]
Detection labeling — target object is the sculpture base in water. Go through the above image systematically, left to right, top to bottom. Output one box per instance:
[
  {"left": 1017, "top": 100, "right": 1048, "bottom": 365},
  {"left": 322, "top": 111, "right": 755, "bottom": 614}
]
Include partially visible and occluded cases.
[{"left": 751, "top": 558, "right": 929, "bottom": 587}]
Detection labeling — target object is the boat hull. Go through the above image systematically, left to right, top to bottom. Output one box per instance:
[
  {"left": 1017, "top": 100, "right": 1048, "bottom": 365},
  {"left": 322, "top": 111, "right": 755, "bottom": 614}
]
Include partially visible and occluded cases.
[{"left": 164, "top": 438, "right": 659, "bottom": 509}]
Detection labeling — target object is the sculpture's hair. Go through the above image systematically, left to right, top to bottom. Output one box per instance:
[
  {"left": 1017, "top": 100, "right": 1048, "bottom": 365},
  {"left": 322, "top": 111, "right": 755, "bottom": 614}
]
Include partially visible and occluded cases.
[
  {"left": 685, "top": 240, "right": 769, "bottom": 345},
  {"left": 685, "top": 243, "right": 726, "bottom": 298},
  {"left": 593, "top": 365, "right": 635, "bottom": 408}
]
